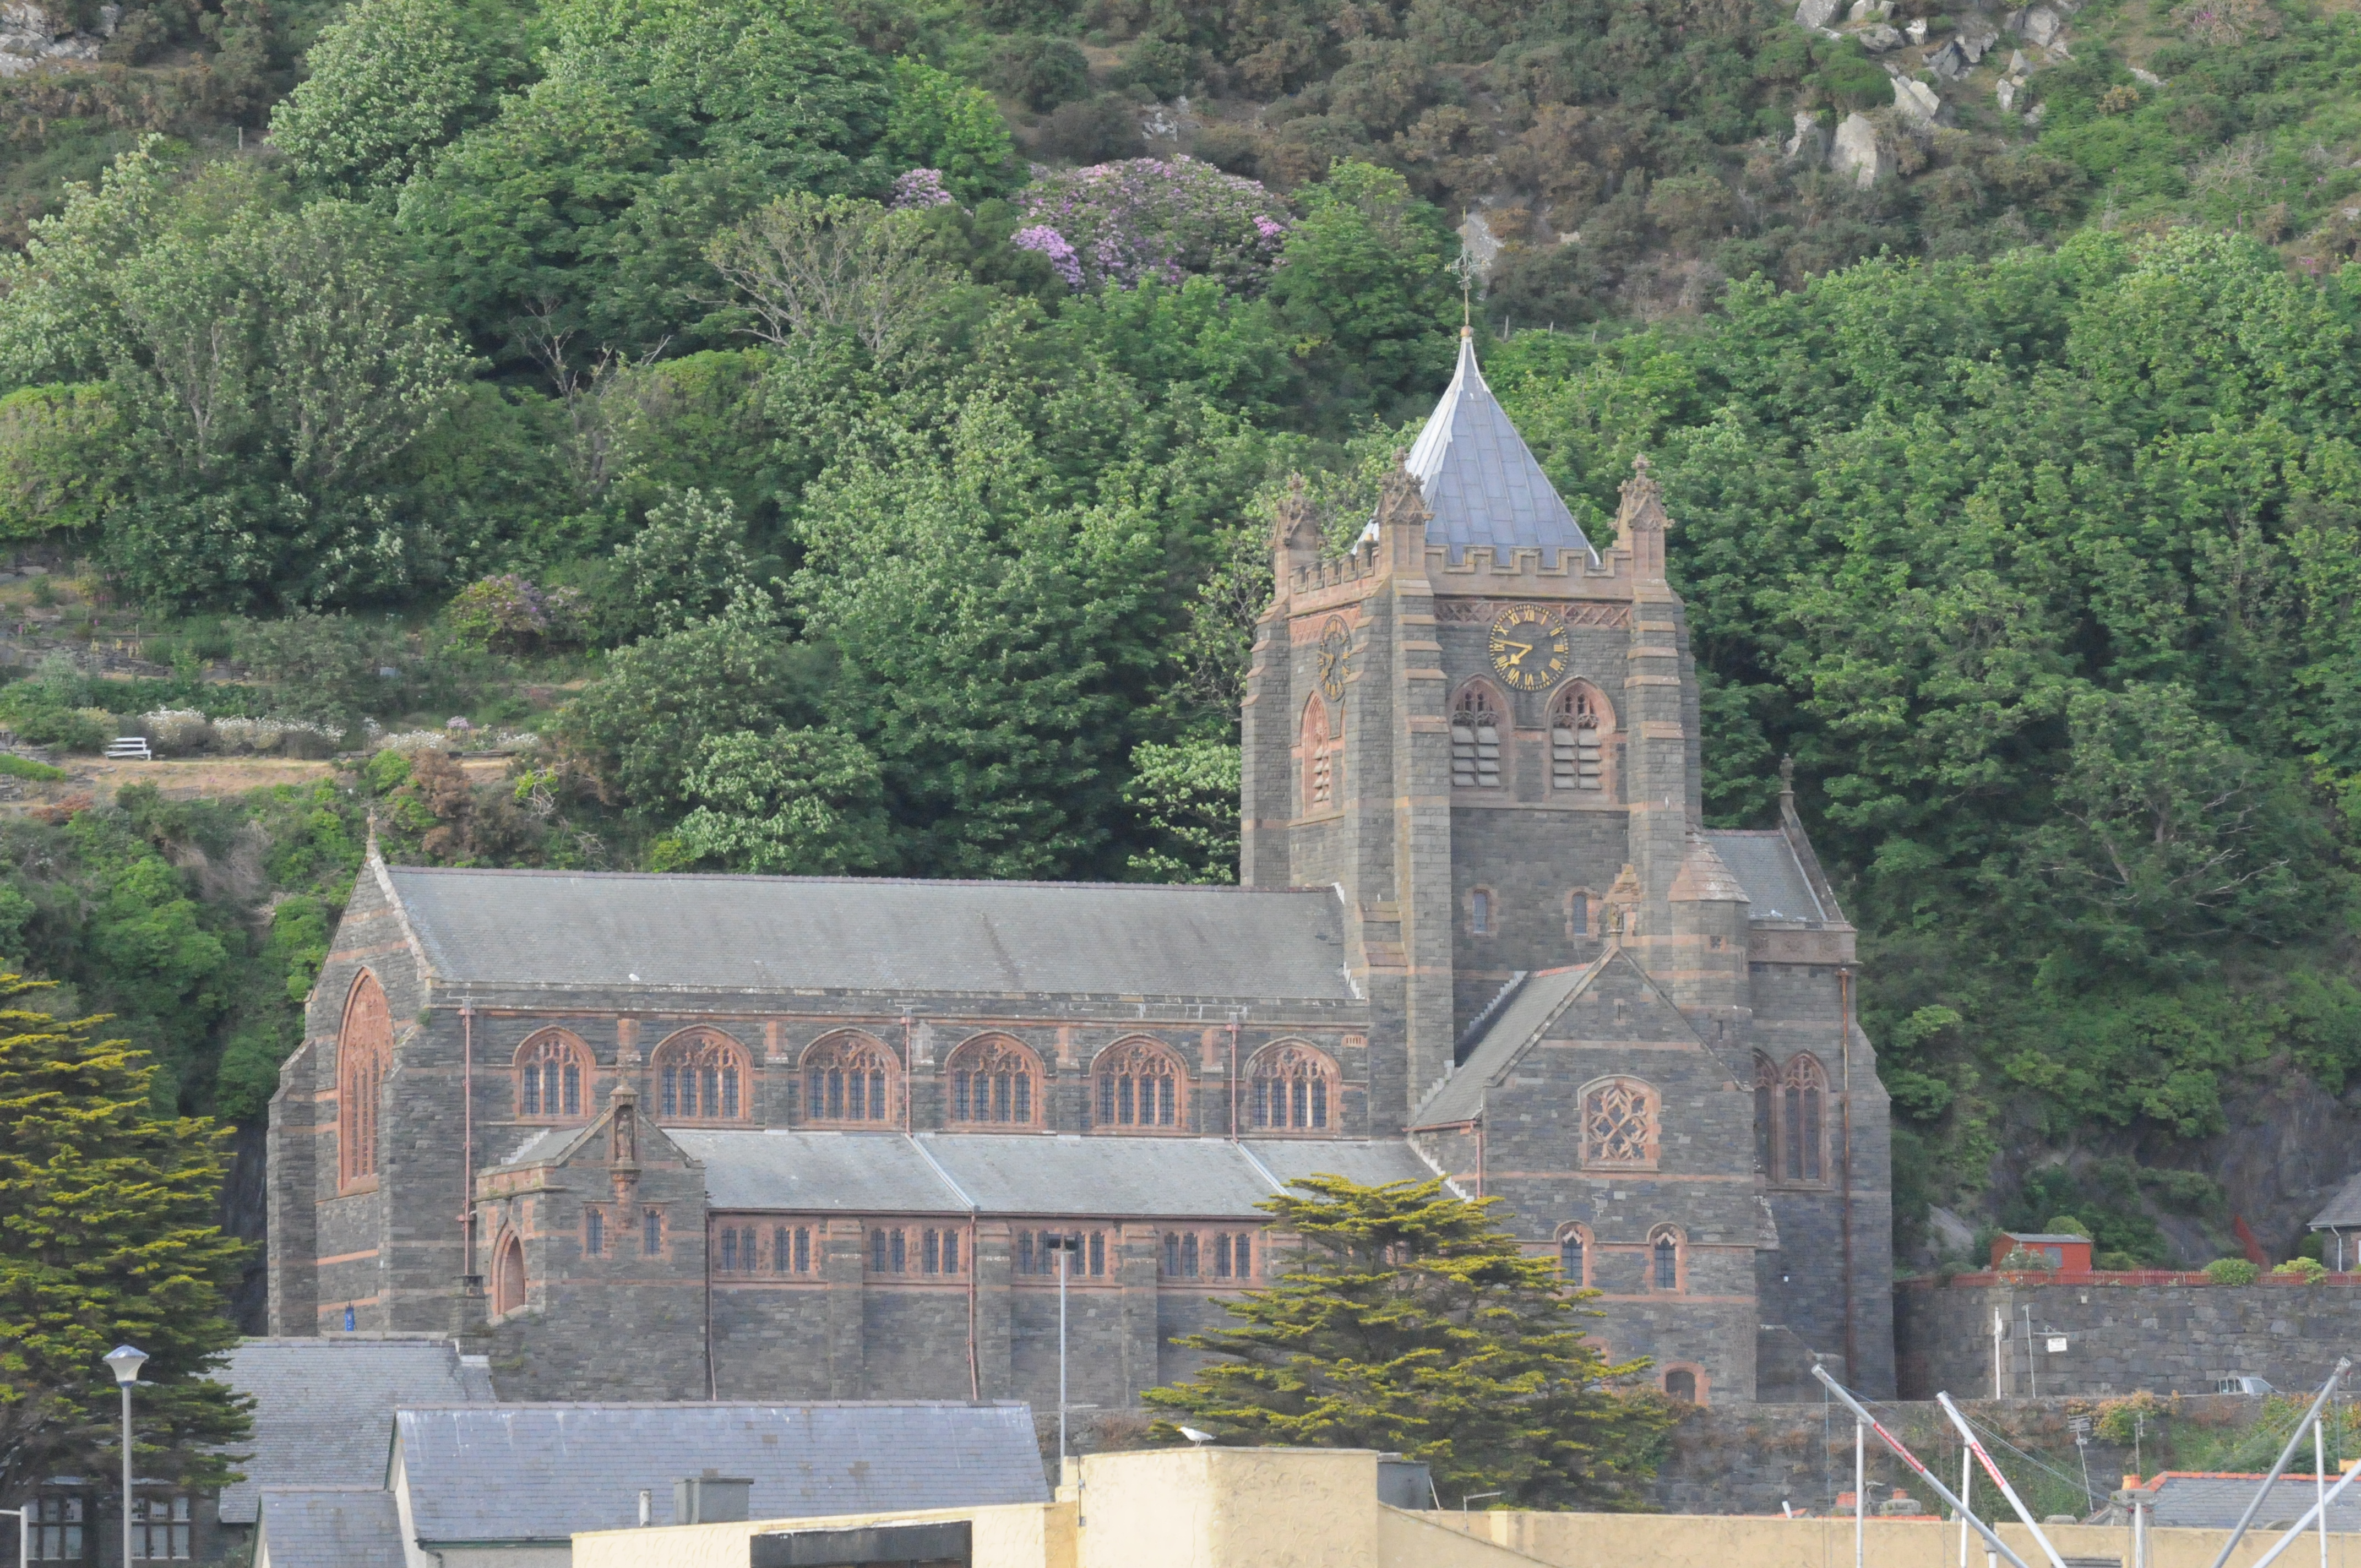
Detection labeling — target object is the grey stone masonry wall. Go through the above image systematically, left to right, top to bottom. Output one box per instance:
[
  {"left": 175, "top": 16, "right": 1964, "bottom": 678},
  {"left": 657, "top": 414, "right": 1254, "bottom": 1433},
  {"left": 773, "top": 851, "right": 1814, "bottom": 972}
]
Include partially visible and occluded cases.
[{"left": 1897, "top": 1277, "right": 2361, "bottom": 1398}]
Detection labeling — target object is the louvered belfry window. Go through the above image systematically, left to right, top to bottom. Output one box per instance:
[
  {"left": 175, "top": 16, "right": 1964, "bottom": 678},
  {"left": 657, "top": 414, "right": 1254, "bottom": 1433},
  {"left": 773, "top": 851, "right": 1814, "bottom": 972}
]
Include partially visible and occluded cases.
[
  {"left": 1551, "top": 684, "right": 1605, "bottom": 791},
  {"left": 1452, "top": 686, "right": 1504, "bottom": 788}
]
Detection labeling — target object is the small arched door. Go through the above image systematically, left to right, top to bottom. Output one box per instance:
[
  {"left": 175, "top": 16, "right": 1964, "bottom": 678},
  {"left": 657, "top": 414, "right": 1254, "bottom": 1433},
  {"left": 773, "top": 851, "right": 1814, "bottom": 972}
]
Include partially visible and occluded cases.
[{"left": 493, "top": 1233, "right": 526, "bottom": 1316}]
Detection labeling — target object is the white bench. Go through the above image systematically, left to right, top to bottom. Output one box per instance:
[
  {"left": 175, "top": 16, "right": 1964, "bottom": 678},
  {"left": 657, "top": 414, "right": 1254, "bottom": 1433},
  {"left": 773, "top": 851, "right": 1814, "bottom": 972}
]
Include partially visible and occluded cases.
[{"left": 102, "top": 737, "right": 152, "bottom": 760}]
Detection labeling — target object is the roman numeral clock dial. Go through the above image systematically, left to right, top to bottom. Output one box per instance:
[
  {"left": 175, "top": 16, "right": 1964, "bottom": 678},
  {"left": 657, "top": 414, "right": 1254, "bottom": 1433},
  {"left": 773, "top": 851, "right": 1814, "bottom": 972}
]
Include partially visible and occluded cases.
[{"left": 1487, "top": 605, "right": 1571, "bottom": 690}]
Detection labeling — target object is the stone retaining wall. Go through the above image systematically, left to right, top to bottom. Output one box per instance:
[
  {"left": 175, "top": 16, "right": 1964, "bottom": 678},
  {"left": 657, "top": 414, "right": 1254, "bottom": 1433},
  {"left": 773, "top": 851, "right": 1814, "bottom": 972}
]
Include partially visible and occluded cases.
[{"left": 1898, "top": 1277, "right": 2361, "bottom": 1400}]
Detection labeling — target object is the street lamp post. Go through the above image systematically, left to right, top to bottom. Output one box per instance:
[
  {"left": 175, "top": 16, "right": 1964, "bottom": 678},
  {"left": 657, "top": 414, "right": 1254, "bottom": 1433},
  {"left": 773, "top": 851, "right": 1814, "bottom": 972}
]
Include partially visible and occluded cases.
[
  {"left": 1046, "top": 1235, "right": 1084, "bottom": 1471},
  {"left": 103, "top": 1345, "right": 146, "bottom": 1568},
  {"left": 0, "top": 1504, "right": 29, "bottom": 1568}
]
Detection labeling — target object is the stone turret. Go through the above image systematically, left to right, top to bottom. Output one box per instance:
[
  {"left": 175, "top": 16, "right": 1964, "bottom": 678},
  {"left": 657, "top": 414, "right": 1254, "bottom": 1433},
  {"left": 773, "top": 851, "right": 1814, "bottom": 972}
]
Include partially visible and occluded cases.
[{"left": 1663, "top": 829, "right": 1751, "bottom": 1010}]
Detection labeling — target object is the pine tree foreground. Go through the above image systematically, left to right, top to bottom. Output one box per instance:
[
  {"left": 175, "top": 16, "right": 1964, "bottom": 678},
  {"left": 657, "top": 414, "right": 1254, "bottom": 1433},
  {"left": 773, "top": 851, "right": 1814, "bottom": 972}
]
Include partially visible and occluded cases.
[
  {"left": 0, "top": 976, "right": 251, "bottom": 1504},
  {"left": 1143, "top": 1176, "right": 1677, "bottom": 1509}
]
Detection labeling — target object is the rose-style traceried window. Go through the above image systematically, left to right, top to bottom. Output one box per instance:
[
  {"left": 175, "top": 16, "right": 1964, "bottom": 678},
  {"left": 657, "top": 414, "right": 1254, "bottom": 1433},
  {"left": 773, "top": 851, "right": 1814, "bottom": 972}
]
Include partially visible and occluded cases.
[
  {"left": 338, "top": 971, "right": 390, "bottom": 1189},
  {"left": 652, "top": 1028, "right": 750, "bottom": 1121},
  {"left": 514, "top": 1029, "right": 591, "bottom": 1121},
  {"left": 801, "top": 1031, "right": 899, "bottom": 1126},
  {"left": 946, "top": 1035, "right": 1042, "bottom": 1127},
  {"left": 1095, "top": 1037, "right": 1185, "bottom": 1129},
  {"left": 1247, "top": 1042, "right": 1340, "bottom": 1133},
  {"left": 1580, "top": 1076, "right": 1658, "bottom": 1170}
]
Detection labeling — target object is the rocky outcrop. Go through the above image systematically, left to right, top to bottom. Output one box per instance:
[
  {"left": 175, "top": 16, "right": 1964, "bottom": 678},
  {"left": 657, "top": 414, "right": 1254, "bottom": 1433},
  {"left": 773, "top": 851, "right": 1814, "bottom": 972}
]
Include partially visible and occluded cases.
[
  {"left": 0, "top": 1, "right": 102, "bottom": 75},
  {"left": 1892, "top": 76, "right": 1941, "bottom": 122},
  {"left": 1782, "top": 110, "right": 1828, "bottom": 166},
  {"left": 1831, "top": 112, "right": 1886, "bottom": 187}
]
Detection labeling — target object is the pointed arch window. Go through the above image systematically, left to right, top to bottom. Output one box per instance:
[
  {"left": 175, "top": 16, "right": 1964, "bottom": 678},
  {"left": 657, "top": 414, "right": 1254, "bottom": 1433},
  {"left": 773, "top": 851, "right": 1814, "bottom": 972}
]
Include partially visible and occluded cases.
[
  {"left": 1549, "top": 683, "right": 1611, "bottom": 792},
  {"left": 1451, "top": 684, "right": 1505, "bottom": 789},
  {"left": 1301, "top": 697, "right": 1340, "bottom": 813},
  {"left": 338, "top": 971, "right": 391, "bottom": 1190},
  {"left": 652, "top": 1029, "right": 750, "bottom": 1122},
  {"left": 515, "top": 1030, "right": 591, "bottom": 1121},
  {"left": 801, "top": 1031, "right": 899, "bottom": 1126},
  {"left": 946, "top": 1035, "right": 1043, "bottom": 1127},
  {"left": 1095, "top": 1037, "right": 1185, "bottom": 1129},
  {"left": 1247, "top": 1042, "right": 1340, "bottom": 1133},
  {"left": 1761, "top": 1053, "right": 1829, "bottom": 1186},
  {"left": 1580, "top": 1076, "right": 1660, "bottom": 1171},
  {"left": 1557, "top": 1224, "right": 1590, "bottom": 1287},
  {"left": 1650, "top": 1225, "right": 1684, "bottom": 1292},
  {"left": 492, "top": 1233, "right": 526, "bottom": 1315}
]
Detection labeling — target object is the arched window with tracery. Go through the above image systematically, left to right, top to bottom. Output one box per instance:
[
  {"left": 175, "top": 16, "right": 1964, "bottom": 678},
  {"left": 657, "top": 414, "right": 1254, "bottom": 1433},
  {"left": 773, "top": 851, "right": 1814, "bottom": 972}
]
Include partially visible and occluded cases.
[
  {"left": 1451, "top": 683, "right": 1505, "bottom": 790},
  {"left": 1549, "top": 683, "right": 1612, "bottom": 792},
  {"left": 1301, "top": 698, "right": 1340, "bottom": 813},
  {"left": 338, "top": 971, "right": 390, "bottom": 1189},
  {"left": 652, "top": 1029, "right": 750, "bottom": 1122},
  {"left": 515, "top": 1030, "right": 590, "bottom": 1121},
  {"left": 801, "top": 1031, "right": 899, "bottom": 1126},
  {"left": 947, "top": 1035, "right": 1042, "bottom": 1127},
  {"left": 1095, "top": 1037, "right": 1185, "bottom": 1130},
  {"left": 1248, "top": 1042, "right": 1340, "bottom": 1133},
  {"left": 1771, "top": 1053, "right": 1828, "bottom": 1185},
  {"left": 1580, "top": 1076, "right": 1659, "bottom": 1171},
  {"left": 1557, "top": 1224, "right": 1590, "bottom": 1287},
  {"left": 1650, "top": 1225, "right": 1684, "bottom": 1292},
  {"left": 492, "top": 1233, "right": 526, "bottom": 1315}
]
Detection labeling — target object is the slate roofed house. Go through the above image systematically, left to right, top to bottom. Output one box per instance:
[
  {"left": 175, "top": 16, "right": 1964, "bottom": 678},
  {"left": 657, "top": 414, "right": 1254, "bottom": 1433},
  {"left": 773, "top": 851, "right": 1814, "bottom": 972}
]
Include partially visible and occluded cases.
[
  {"left": 266, "top": 327, "right": 1897, "bottom": 1407},
  {"left": 2308, "top": 1171, "right": 2361, "bottom": 1270},
  {"left": 217, "top": 1336, "right": 497, "bottom": 1529},
  {"left": 251, "top": 1401, "right": 1049, "bottom": 1568},
  {"left": 2118, "top": 1473, "right": 2361, "bottom": 1532}
]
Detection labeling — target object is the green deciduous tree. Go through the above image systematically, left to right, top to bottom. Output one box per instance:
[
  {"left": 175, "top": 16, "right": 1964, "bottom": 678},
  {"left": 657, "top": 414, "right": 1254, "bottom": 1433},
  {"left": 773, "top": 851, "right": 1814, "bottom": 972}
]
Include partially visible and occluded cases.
[
  {"left": 268, "top": 0, "right": 532, "bottom": 197},
  {"left": 880, "top": 57, "right": 1015, "bottom": 201},
  {"left": 1267, "top": 161, "right": 1457, "bottom": 426},
  {"left": 792, "top": 394, "right": 1166, "bottom": 879},
  {"left": 672, "top": 727, "right": 891, "bottom": 873},
  {"left": 1121, "top": 738, "right": 1239, "bottom": 882},
  {"left": 0, "top": 976, "right": 250, "bottom": 1505},
  {"left": 1144, "top": 1176, "right": 1673, "bottom": 1508}
]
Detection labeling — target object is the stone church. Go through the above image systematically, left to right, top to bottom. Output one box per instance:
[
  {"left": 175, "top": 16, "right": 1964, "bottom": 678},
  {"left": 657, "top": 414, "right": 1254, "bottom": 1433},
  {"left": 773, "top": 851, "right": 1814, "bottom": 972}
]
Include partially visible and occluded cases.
[{"left": 266, "top": 330, "right": 1894, "bottom": 1409}]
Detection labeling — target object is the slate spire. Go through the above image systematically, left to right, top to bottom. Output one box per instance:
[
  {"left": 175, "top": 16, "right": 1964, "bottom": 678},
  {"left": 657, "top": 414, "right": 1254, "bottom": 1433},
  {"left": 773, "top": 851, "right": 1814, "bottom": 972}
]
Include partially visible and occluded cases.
[{"left": 1402, "top": 327, "right": 1597, "bottom": 567}]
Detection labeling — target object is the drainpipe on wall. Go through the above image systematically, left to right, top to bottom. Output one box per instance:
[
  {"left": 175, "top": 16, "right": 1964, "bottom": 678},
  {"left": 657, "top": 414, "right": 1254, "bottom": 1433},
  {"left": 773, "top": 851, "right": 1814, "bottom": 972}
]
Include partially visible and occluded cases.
[
  {"left": 1838, "top": 965, "right": 1857, "bottom": 1386},
  {"left": 460, "top": 1000, "right": 476, "bottom": 1280},
  {"left": 902, "top": 1012, "right": 914, "bottom": 1135},
  {"left": 1228, "top": 1017, "right": 1241, "bottom": 1140},
  {"left": 705, "top": 1221, "right": 716, "bottom": 1401}
]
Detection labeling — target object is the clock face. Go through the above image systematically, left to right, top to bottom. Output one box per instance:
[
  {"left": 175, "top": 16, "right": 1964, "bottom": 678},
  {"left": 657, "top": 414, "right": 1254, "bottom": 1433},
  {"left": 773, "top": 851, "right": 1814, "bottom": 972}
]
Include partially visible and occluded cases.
[
  {"left": 1487, "top": 605, "right": 1571, "bottom": 691},
  {"left": 1316, "top": 618, "right": 1351, "bottom": 700}
]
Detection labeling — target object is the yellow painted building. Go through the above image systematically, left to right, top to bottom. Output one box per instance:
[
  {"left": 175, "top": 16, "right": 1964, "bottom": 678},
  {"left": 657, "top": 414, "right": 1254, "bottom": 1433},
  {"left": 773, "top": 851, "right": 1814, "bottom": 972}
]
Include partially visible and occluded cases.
[{"left": 576, "top": 1446, "right": 2361, "bottom": 1568}]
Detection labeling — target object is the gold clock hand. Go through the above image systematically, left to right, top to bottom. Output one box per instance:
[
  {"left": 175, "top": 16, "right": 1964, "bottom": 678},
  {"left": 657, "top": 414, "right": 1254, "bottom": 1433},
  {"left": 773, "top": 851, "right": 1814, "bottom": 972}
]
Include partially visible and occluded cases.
[{"left": 1502, "top": 640, "right": 1533, "bottom": 665}]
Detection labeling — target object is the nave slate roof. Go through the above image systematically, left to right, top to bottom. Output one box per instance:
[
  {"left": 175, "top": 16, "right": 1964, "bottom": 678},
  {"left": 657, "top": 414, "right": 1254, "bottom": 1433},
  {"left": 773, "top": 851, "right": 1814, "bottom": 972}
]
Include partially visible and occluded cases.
[
  {"left": 1404, "top": 329, "right": 1596, "bottom": 567},
  {"left": 380, "top": 865, "right": 1357, "bottom": 1000},
  {"left": 662, "top": 1130, "right": 1438, "bottom": 1217},
  {"left": 218, "top": 1337, "right": 497, "bottom": 1523},
  {"left": 393, "top": 1402, "right": 1048, "bottom": 1541}
]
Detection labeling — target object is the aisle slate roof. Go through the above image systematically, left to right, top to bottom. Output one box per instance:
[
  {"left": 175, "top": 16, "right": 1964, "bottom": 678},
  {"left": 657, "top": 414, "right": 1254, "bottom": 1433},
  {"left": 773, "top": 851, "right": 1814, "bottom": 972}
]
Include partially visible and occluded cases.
[
  {"left": 1405, "top": 331, "right": 1596, "bottom": 567},
  {"left": 1702, "top": 831, "right": 1829, "bottom": 924},
  {"left": 383, "top": 868, "right": 1357, "bottom": 1000},
  {"left": 1413, "top": 960, "right": 1602, "bottom": 1128},
  {"left": 659, "top": 1131, "right": 1434, "bottom": 1217},
  {"left": 218, "top": 1338, "right": 496, "bottom": 1523},
  {"left": 393, "top": 1403, "right": 1047, "bottom": 1540},
  {"left": 253, "top": 1489, "right": 405, "bottom": 1568}
]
